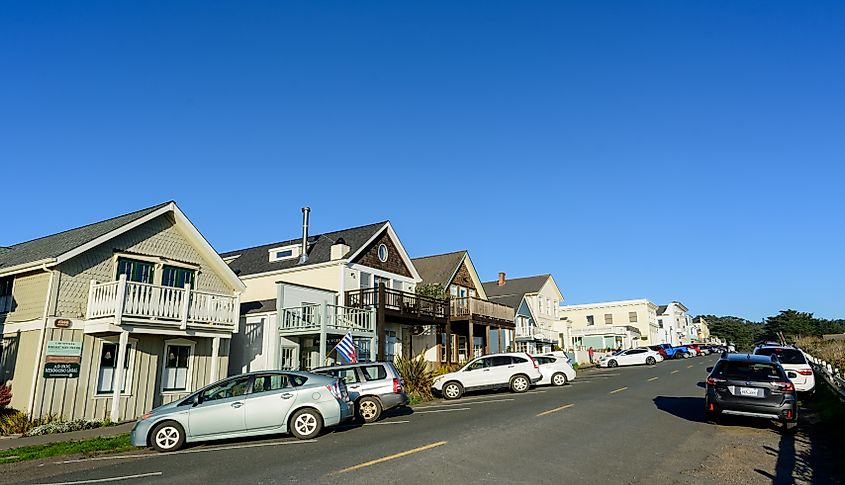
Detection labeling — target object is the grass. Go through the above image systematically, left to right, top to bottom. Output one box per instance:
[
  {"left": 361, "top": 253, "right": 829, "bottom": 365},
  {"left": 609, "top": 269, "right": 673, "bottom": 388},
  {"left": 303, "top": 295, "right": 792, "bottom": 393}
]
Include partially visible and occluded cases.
[{"left": 0, "top": 433, "right": 133, "bottom": 463}]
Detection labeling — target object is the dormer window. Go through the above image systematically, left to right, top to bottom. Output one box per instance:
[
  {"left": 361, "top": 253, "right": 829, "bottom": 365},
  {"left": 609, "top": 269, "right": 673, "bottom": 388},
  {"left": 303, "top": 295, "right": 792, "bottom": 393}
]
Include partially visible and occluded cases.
[
  {"left": 377, "top": 243, "right": 388, "bottom": 262},
  {"left": 269, "top": 245, "right": 301, "bottom": 262}
]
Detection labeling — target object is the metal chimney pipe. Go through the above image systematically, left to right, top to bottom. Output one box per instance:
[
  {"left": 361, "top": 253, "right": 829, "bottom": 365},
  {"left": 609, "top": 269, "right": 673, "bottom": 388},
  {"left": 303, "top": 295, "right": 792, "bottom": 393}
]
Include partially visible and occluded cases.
[{"left": 299, "top": 207, "right": 310, "bottom": 264}]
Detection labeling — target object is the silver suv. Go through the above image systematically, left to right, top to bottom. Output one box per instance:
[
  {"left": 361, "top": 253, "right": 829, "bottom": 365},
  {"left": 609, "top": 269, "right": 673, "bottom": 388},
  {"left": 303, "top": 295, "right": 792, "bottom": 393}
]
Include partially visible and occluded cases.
[{"left": 312, "top": 362, "right": 409, "bottom": 423}]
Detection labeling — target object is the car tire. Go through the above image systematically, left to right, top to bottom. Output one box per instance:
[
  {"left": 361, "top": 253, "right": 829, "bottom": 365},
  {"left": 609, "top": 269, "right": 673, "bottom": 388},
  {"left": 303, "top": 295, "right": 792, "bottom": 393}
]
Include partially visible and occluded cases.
[
  {"left": 683, "top": 352, "right": 691, "bottom": 359},
  {"left": 646, "top": 356, "right": 656, "bottom": 365},
  {"left": 607, "top": 360, "right": 618, "bottom": 368},
  {"left": 551, "top": 372, "right": 568, "bottom": 387},
  {"left": 510, "top": 374, "right": 530, "bottom": 393},
  {"left": 442, "top": 381, "right": 464, "bottom": 400},
  {"left": 357, "top": 397, "right": 383, "bottom": 423},
  {"left": 289, "top": 408, "right": 323, "bottom": 440},
  {"left": 705, "top": 410, "right": 719, "bottom": 424},
  {"left": 150, "top": 421, "right": 186, "bottom": 453}
]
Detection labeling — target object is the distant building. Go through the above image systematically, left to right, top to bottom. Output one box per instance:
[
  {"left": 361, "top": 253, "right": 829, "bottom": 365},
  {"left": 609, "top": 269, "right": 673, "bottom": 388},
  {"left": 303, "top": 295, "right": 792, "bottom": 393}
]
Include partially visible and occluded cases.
[
  {"left": 558, "top": 299, "right": 660, "bottom": 349},
  {"left": 656, "top": 301, "right": 693, "bottom": 345}
]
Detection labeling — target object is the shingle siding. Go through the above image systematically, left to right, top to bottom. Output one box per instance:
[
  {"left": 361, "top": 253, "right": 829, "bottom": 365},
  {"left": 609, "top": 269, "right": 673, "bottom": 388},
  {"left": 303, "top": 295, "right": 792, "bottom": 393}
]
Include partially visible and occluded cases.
[{"left": 53, "top": 214, "right": 231, "bottom": 318}]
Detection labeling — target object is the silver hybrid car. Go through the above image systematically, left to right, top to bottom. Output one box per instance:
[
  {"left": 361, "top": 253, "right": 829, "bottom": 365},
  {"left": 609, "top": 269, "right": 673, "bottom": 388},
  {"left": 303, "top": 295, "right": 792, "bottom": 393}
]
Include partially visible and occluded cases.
[{"left": 130, "top": 370, "right": 352, "bottom": 452}]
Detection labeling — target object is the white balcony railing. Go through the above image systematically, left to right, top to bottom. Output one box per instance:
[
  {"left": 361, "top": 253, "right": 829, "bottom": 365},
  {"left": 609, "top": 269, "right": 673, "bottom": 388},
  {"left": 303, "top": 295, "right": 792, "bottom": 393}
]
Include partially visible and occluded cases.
[
  {"left": 86, "top": 275, "right": 238, "bottom": 331},
  {"left": 279, "top": 303, "right": 375, "bottom": 335}
]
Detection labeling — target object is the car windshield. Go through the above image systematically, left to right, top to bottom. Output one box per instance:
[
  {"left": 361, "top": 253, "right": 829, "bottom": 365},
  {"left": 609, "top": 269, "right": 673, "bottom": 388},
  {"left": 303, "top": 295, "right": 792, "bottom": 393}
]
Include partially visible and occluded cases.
[
  {"left": 755, "top": 348, "right": 807, "bottom": 365},
  {"left": 713, "top": 361, "right": 784, "bottom": 381}
]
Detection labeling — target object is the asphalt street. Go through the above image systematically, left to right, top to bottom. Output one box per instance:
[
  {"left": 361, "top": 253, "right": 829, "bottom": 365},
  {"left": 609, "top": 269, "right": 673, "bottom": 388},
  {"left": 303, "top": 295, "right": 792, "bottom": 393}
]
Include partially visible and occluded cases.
[{"left": 6, "top": 355, "right": 841, "bottom": 485}]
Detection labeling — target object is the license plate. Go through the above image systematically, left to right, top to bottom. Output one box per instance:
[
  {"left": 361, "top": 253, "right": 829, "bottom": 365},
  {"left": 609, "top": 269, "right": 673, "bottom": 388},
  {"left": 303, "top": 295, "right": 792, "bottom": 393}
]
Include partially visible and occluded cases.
[{"left": 739, "top": 387, "right": 759, "bottom": 396}]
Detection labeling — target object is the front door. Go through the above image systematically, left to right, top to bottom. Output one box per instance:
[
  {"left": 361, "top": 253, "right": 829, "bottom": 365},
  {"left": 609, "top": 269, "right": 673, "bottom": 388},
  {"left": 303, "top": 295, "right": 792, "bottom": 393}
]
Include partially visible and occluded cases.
[
  {"left": 244, "top": 374, "right": 298, "bottom": 431},
  {"left": 188, "top": 376, "right": 252, "bottom": 438}
]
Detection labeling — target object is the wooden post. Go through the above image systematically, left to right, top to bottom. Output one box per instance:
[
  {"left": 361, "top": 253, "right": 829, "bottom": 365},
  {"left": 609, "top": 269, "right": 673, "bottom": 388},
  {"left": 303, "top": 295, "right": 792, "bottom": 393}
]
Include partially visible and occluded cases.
[
  {"left": 115, "top": 274, "right": 128, "bottom": 323},
  {"left": 87, "top": 280, "right": 97, "bottom": 319},
  {"left": 179, "top": 283, "right": 191, "bottom": 331},
  {"left": 376, "top": 283, "right": 386, "bottom": 361},
  {"left": 318, "top": 302, "right": 328, "bottom": 366},
  {"left": 468, "top": 320, "right": 474, "bottom": 359},
  {"left": 485, "top": 324, "right": 491, "bottom": 354},
  {"left": 498, "top": 326, "right": 503, "bottom": 353},
  {"left": 110, "top": 330, "right": 129, "bottom": 422},
  {"left": 210, "top": 336, "right": 221, "bottom": 382}
]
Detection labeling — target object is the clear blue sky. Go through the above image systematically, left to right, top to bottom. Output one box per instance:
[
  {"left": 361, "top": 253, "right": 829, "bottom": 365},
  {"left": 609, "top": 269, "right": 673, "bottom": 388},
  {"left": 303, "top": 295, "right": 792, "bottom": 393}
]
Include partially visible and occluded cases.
[{"left": 3, "top": 1, "right": 844, "bottom": 321}]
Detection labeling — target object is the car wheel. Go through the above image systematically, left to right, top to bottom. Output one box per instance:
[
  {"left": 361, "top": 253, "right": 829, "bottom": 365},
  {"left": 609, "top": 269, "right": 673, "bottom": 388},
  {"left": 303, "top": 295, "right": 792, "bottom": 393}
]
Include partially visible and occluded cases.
[
  {"left": 683, "top": 352, "right": 691, "bottom": 359},
  {"left": 646, "top": 356, "right": 656, "bottom": 365},
  {"left": 607, "top": 360, "right": 618, "bottom": 368},
  {"left": 551, "top": 372, "right": 568, "bottom": 387},
  {"left": 510, "top": 374, "right": 530, "bottom": 393},
  {"left": 443, "top": 381, "right": 464, "bottom": 400},
  {"left": 357, "top": 397, "right": 383, "bottom": 423},
  {"left": 289, "top": 408, "right": 323, "bottom": 440},
  {"left": 150, "top": 421, "right": 185, "bottom": 453}
]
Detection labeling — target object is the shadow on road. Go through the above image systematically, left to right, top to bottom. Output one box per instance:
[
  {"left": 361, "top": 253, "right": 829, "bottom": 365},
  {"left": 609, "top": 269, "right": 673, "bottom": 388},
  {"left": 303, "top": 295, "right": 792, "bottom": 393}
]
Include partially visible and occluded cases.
[{"left": 652, "top": 396, "right": 707, "bottom": 423}]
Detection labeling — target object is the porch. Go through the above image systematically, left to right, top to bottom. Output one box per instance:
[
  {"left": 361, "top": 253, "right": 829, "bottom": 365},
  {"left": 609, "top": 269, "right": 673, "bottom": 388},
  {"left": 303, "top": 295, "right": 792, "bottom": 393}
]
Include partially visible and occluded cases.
[
  {"left": 86, "top": 274, "right": 239, "bottom": 333},
  {"left": 441, "top": 298, "right": 515, "bottom": 365}
]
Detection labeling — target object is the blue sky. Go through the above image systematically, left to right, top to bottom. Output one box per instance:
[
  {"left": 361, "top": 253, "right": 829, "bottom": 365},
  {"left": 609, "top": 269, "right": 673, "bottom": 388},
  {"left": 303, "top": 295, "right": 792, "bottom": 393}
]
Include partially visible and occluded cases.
[{"left": 3, "top": 1, "right": 844, "bottom": 321}]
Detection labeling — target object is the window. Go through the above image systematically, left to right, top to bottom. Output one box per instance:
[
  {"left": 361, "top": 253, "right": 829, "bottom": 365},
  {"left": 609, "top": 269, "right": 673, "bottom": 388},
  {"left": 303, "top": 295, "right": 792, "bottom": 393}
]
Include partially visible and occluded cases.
[
  {"left": 377, "top": 243, "right": 388, "bottom": 262},
  {"left": 268, "top": 245, "right": 301, "bottom": 262},
  {"left": 275, "top": 249, "right": 293, "bottom": 259},
  {"left": 117, "top": 257, "right": 154, "bottom": 284},
  {"left": 162, "top": 266, "right": 195, "bottom": 288},
  {"left": 0, "top": 277, "right": 12, "bottom": 314},
  {"left": 629, "top": 312, "right": 638, "bottom": 323},
  {"left": 604, "top": 314, "right": 613, "bottom": 325},
  {"left": 586, "top": 315, "right": 594, "bottom": 326},
  {"left": 658, "top": 319, "right": 664, "bottom": 328},
  {"left": 384, "top": 330, "right": 397, "bottom": 361},
  {"left": 355, "top": 338, "right": 371, "bottom": 362},
  {"left": 96, "top": 341, "right": 134, "bottom": 394},
  {"left": 162, "top": 344, "right": 192, "bottom": 392},
  {"left": 755, "top": 348, "right": 808, "bottom": 365},
  {"left": 490, "top": 356, "right": 513, "bottom": 366},
  {"left": 466, "top": 358, "right": 490, "bottom": 370},
  {"left": 362, "top": 365, "right": 387, "bottom": 381},
  {"left": 330, "top": 368, "right": 360, "bottom": 385},
  {"left": 252, "top": 374, "right": 289, "bottom": 393},
  {"left": 200, "top": 376, "right": 252, "bottom": 402}
]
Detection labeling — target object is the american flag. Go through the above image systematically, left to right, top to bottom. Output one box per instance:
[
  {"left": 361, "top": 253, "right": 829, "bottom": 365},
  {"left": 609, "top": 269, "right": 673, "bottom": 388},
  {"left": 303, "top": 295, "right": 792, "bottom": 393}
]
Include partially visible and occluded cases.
[{"left": 334, "top": 331, "right": 358, "bottom": 363}]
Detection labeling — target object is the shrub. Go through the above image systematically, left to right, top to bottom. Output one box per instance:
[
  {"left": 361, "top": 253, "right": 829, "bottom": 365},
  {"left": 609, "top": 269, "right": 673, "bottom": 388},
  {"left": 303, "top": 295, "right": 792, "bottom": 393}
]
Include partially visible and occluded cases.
[
  {"left": 797, "top": 337, "right": 845, "bottom": 373},
  {"left": 395, "top": 353, "right": 435, "bottom": 402},
  {"left": 0, "top": 384, "right": 11, "bottom": 409},
  {"left": 0, "top": 412, "right": 56, "bottom": 436},
  {"left": 25, "top": 419, "right": 105, "bottom": 437}
]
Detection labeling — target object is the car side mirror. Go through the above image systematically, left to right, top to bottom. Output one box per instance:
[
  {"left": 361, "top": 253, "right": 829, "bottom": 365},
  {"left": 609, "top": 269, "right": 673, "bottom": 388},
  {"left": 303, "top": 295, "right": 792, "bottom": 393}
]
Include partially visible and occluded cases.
[
  {"left": 706, "top": 367, "right": 713, "bottom": 373},
  {"left": 193, "top": 395, "right": 202, "bottom": 406}
]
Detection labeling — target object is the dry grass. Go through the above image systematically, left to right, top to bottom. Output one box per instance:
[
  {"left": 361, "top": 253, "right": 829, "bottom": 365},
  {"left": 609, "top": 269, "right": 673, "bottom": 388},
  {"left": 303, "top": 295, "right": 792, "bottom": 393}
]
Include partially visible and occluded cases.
[{"left": 796, "top": 337, "right": 845, "bottom": 372}]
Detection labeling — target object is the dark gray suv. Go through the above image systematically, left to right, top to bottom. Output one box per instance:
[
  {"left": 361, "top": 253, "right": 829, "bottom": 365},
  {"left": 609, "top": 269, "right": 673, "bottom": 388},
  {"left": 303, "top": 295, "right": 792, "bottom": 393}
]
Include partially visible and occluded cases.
[{"left": 312, "top": 362, "right": 409, "bottom": 423}]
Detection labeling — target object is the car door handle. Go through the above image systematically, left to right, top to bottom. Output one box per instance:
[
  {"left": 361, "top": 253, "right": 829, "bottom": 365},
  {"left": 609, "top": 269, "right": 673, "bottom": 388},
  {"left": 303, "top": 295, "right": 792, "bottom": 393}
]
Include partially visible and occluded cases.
[
  {"left": 508, "top": 365, "right": 515, "bottom": 368},
  {"left": 349, "top": 385, "right": 361, "bottom": 390},
  {"left": 281, "top": 393, "right": 294, "bottom": 399},
  {"left": 231, "top": 402, "right": 243, "bottom": 408}
]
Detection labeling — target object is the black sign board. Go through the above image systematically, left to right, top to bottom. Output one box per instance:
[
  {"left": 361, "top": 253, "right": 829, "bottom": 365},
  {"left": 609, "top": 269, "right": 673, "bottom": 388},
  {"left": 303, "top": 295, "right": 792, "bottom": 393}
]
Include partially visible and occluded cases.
[{"left": 44, "top": 363, "right": 80, "bottom": 378}]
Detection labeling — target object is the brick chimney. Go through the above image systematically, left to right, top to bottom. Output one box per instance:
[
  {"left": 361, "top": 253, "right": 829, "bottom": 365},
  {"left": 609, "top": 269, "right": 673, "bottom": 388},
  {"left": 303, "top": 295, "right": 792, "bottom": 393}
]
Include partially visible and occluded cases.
[{"left": 497, "top": 272, "right": 506, "bottom": 286}]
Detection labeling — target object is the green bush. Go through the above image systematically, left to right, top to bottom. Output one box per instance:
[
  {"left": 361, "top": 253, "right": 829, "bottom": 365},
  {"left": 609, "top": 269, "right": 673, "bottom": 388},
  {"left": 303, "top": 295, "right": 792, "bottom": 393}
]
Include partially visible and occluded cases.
[
  {"left": 395, "top": 353, "right": 435, "bottom": 402},
  {"left": 0, "top": 411, "right": 55, "bottom": 435}
]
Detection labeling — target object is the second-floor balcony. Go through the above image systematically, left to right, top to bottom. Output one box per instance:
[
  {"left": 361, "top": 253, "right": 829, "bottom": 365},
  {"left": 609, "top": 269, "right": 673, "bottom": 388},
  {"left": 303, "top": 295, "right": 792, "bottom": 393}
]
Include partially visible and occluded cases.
[
  {"left": 86, "top": 275, "right": 239, "bottom": 332},
  {"left": 344, "top": 287, "right": 449, "bottom": 323},
  {"left": 449, "top": 297, "right": 515, "bottom": 326},
  {"left": 279, "top": 304, "right": 375, "bottom": 336},
  {"left": 515, "top": 324, "right": 556, "bottom": 341}
]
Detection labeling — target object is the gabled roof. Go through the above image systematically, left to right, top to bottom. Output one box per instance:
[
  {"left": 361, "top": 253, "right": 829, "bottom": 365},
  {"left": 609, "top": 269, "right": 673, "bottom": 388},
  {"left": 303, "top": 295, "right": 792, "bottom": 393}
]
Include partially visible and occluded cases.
[
  {"left": 0, "top": 201, "right": 245, "bottom": 292},
  {"left": 1, "top": 202, "right": 170, "bottom": 271},
  {"left": 222, "top": 221, "right": 395, "bottom": 278},
  {"left": 411, "top": 250, "right": 467, "bottom": 288},
  {"left": 481, "top": 274, "right": 555, "bottom": 314}
]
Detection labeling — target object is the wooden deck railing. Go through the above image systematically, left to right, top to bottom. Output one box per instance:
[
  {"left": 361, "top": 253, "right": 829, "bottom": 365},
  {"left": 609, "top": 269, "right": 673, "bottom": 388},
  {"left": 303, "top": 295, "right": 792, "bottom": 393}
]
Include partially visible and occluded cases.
[
  {"left": 344, "top": 287, "right": 449, "bottom": 320},
  {"left": 450, "top": 297, "right": 515, "bottom": 322}
]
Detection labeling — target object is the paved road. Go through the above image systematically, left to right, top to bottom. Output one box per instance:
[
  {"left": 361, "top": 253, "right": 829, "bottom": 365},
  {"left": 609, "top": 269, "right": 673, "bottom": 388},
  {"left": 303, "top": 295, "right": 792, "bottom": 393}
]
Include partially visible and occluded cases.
[{"left": 6, "top": 356, "right": 842, "bottom": 484}]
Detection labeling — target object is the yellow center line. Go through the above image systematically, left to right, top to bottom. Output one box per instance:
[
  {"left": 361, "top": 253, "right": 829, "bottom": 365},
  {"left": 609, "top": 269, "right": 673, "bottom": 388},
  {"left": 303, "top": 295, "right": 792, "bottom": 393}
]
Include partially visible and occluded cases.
[
  {"left": 671, "top": 370, "right": 679, "bottom": 374},
  {"left": 648, "top": 377, "right": 659, "bottom": 382},
  {"left": 609, "top": 387, "right": 628, "bottom": 394},
  {"left": 536, "top": 403, "right": 574, "bottom": 417},
  {"left": 335, "top": 441, "right": 448, "bottom": 474}
]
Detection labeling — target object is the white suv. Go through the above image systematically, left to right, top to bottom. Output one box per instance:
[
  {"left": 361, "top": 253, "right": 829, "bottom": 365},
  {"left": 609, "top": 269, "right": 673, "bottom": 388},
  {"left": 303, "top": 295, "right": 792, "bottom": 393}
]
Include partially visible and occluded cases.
[
  {"left": 753, "top": 345, "right": 816, "bottom": 393},
  {"left": 432, "top": 353, "right": 542, "bottom": 400}
]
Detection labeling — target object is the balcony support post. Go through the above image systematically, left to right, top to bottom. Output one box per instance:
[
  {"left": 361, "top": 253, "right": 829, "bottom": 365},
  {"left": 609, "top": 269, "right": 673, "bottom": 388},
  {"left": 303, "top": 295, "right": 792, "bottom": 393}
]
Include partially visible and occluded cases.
[
  {"left": 115, "top": 274, "right": 128, "bottom": 325},
  {"left": 87, "top": 280, "right": 97, "bottom": 319},
  {"left": 179, "top": 283, "right": 191, "bottom": 330},
  {"left": 376, "top": 283, "right": 386, "bottom": 361},
  {"left": 319, "top": 302, "right": 328, "bottom": 366},
  {"left": 468, "top": 320, "right": 474, "bottom": 359},
  {"left": 445, "top": 321, "right": 452, "bottom": 365},
  {"left": 485, "top": 324, "right": 491, "bottom": 354},
  {"left": 498, "top": 326, "right": 503, "bottom": 353},
  {"left": 110, "top": 329, "right": 129, "bottom": 422},
  {"left": 210, "top": 336, "right": 221, "bottom": 382}
]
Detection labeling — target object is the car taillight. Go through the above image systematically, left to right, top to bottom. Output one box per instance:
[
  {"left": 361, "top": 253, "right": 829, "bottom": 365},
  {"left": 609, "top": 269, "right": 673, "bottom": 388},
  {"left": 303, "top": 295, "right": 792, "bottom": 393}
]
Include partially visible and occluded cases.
[
  {"left": 528, "top": 355, "right": 538, "bottom": 369},
  {"left": 797, "top": 369, "right": 813, "bottom": 376},
  {"left": 706, "top": 377, "right": 725, "bottom": 385},
  {"left": 393, "top": 378, "right": 401, "bottom": 394},
  {"left": 774, "top": 381, "right": 795, "bottom": 392}
]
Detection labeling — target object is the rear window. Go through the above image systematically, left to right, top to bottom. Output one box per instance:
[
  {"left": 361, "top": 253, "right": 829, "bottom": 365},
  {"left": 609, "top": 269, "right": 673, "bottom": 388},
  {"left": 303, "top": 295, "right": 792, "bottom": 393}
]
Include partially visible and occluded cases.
[
  {"left": 754, "top": 348, "right": 807, "bottom": 365},
  {"left": 713, "top": 361, "right": 785, "bottom": 381},
  {"left": 361, "top": 365, "right": 387, "bottom": 381}
]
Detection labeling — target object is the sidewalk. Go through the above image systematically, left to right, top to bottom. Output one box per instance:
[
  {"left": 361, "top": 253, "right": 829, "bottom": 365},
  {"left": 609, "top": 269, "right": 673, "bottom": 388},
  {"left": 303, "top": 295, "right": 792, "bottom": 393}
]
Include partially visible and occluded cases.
[{"left": 0, "top": 422, "right": 135, "bottom": 451}]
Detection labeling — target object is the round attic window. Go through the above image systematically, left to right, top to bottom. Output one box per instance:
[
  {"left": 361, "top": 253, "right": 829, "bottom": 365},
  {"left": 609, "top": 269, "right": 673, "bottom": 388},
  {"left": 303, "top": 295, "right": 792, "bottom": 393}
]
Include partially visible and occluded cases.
[{"left": 377, "top": 243, "right": 388, "bottom": 262}]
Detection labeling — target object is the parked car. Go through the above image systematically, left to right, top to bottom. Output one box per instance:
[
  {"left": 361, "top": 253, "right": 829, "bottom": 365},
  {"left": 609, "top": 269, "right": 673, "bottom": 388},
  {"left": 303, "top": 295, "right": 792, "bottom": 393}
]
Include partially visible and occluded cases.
[
  {"left": 654, "top": 343, "right": 686, "bottom": 359},
  {"left": 687, "top": 344, "right": 702, "bottom": 356},
  {"left": 647, "top": 345, "right": 669, "bottom": 359},
  {"left": 673, "top": 345, "right": 692, "bottom": 359},
  {"left": 752, "top": 346, "right": 815, "bottom": 393},
  {"left": 598, "top": 348, "right": 662, "bottom": 368},
  {"left": 432, "top": 353, "right": 542, "bottom": 400},
  {"left": 705, "top": 353, "right": 798, "bottom": 432},
  {"left": 532, "top": 354, "right": 576, "bottom": 386},
  {"left": 312, "top": 361, "right": 409, "bottom": 422},
  {"left": 130, "top": 371, "right": 352, "bottom": 452}
]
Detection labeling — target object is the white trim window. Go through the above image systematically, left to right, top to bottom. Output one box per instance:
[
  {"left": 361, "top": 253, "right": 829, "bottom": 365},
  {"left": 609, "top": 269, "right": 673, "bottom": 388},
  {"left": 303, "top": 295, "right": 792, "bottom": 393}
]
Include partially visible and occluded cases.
[
  {"left": 377, "top": 243, "right": 388, "bottom": 262},
  {"left": 268, "top": 245, "right": 302, "bottom": 262},
  {"left": 0, "top": 277, "right": 12, "bottom": 314},
  {"left": 96, "top": 338, "right": 136, "bottom": 395},
  {"left": 162, "top": 339, "right": 195, "bottom": 392}
]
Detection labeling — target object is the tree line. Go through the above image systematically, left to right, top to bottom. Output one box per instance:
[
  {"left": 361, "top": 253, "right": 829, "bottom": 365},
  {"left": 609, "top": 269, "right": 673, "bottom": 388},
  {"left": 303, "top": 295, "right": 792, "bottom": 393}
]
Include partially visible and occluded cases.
[{"left": 699, "top": 310, "right": 845, "bottom": 351}]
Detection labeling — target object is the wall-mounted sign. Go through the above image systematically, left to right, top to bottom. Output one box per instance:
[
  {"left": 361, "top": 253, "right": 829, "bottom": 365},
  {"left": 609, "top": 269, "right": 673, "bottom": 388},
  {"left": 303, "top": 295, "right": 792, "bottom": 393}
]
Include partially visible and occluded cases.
[
  {"left": 54, "top": 319, "right": 72, "bottom": 328},
  {"left": 46, "top": 341, "right": 82, "bottom": 357},
  {"left": 44, "top": 363, "right": 80, "bottom": 378}
]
